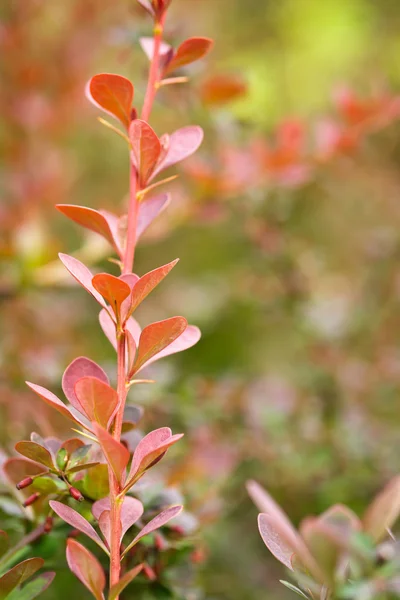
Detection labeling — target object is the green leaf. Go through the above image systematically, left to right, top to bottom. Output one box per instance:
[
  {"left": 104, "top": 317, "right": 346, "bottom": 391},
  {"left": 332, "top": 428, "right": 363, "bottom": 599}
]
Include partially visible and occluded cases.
[
  {"left": 81, "top": 464, "right": 109, "bottom": 500},
  {"left": 0, "top": 531, "right": 9, "bottom": 559},
  {"left": 0, "top": 558, "right": 44, "bottom": 600},
  {"left": 7, "top": 572, "right": 55, "bottom": 600},
  {"left": 280, "top": 581, "right": 311, "bottom": 599}
]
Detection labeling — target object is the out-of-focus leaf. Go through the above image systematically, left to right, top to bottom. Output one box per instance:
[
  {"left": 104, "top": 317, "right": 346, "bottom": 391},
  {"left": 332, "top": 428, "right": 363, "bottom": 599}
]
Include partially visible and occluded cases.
[
  {"left": 163, "top": 37, "right": 214, "bottom": 76},
  {"left": 86, "top": 73, "right": 134, "bottom": 129},
  {"left": 200, "top": 73, "right": 247, "bottom": 106},
  {"left": 129, "top": 119, "right": 161, "bottom": 186},
  {"left": 152, "top": 126, "right": 203, "bottom": 178},
  {"left": 56, "top": 205, "right": 122, "bottom": 256},
  {"left": 58, "top": 254, "right": 107, "bottom": 308},
  {"left": 92, "top": 273, "right": 131, "bottom": 319},
  {"left": 131, "top": 316, "right": 188, "bottom": 375},
  {"left": 74, "top": 377, "right": 118, "bottom": 429},
  {"left": 92, "top": 423, "right": 130, "bottom": 485},
  {"left": 125, "top": 427, "right": 183, "bottom": 489},
  {"left": 61, "top": 438, "right": 85, "bottom": 457},
  {"left": 15, "top": 441, "right": 54, "bottom": 470},
  {"left": 67, "top": 462, "right": 100, "bottom": 474},
  {"left": 82, "top": 464, "right": 109, "bottom": 501},
  {"left": 32, "top": 476, "right": 62, "bottom": 494},
  {"left": 363, "top": 476, "right": 400, "bottom": 541},
  {"left": 49, "top": 501, "right": 108, "bottom": 554},
  {"left": 122, "top": 506, "right": 182, "bottom": 557},
  {"left": 0, "top": 530, "right": 9, "bottom": 558},
  {"left": 66, "top": 539, "right": 106, "bottom": 600},
  {"left": 0, "top": 557, "right": 44, "bottom": 600},
  {"left": 108, "top": 564, "right": 143, "bottom": 600},
  {"left": 7, "top": 572, "right": 55, "bottom": 600},
  {"left": 279, "top": 581, "right": 310, "bottom": 599}
]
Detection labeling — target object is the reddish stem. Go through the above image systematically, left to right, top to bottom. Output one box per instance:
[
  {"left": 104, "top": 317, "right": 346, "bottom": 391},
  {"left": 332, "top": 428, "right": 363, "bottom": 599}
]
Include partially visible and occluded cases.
[
  {"left": 109, "top": 14, "right": 167, "bottom": 598},
  {"left": 141, "top": 16, "right": 166, "bottom": 123},
  {"left": 109, "top": 332, "right": 126, "bottom": 594}
]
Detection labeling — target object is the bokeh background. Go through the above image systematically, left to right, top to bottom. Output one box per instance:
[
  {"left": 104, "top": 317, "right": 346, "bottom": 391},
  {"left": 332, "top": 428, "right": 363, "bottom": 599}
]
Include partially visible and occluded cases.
[{"left": 2, "top": 0, "right": 400, "bottom": 598}]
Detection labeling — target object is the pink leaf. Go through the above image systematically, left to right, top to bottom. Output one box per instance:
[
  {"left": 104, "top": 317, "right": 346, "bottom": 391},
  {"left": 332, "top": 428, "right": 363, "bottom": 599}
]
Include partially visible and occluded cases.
[
  {"left": 136, "top": 0, "right": 155, "bottom": 17},
  {"left": 139, "top": 36, "right": 172, "bottom": 63},
  {"left": 163, "top": 37, "right": 214, "bottom": 76},
  {"left": 86, "top": 73, "right": 134, "bottom": 129},
  {"left": 129, "top": 119, "right": 161, "bottom": 186},
  {"left": 153, "top": 126, "right": 204, "bottom": 178},
  {"left": 137, "top": 194, "right": 170, "bottom": 239},
  {"left": 56, "top": 205, "right": 122, "bottom": 256},
  {"left": 59, "top": 253, "right": 107, "bottom": 308},
  {"left": 92, "top": 273, "right": 131, "bottom": 319},
  {"left": 99, "top": 309, "right": 118, "bottom": 351},
  {"left": 131, "top": 316, "right": 188, "bottom": 375},
  {"left": 62, "top": 357, "right": 109, "bottom": 413},
  {"left": 74, "top": 377, "right": 118, "bottom": 429},
  {"left": 25, "top": 382, "right": 88, "bottom": 429},
  {"left": 92, "top": 423, "right": 130, "bottom": 485},
  {"left": 125, "top": 427, "right": 183, "bottom": 488},
  {"left": 363, "top": 475, "right": 400, "bottom": 541},
  {"left": 92, "top": 496, "right": 144, "bottom": 542},
  {"left": 50, "top": 501, "right": 108, "bottom": 554},
  {"left": 122, "top": 506, "right": 182, "bottom": 557},
  {"left": 98, "top": 511, "right": 111, "bottom": 547},
  {"left": 258, "top": 513, "right": 295, "bottom": 571},
  {"left": 66, "top": 539, "right": 106, "bottom": 600}
]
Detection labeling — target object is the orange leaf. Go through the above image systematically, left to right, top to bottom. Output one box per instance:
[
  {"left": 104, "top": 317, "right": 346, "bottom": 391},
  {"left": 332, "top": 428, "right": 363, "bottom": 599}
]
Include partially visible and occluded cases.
[
  {"left": 164, "top": 37, "right": 214, "bottom": 76},
  {"left": 87, "top": 73, "right": 134, "bottom": 129},
  {"left": 129, "top": 120, "right": 161, "bottom": 186},
  {"left": 92, "top": 274, "right": 131, "bottom": 320},
  {"left": 131, "top": 316, "right": 187, "bottom": 374},
  {"left": 74, "top": 377, "right": 118, "bottom": 429},
  {"left": 92, "top": 423, "right": 130, "bottom": 485}
]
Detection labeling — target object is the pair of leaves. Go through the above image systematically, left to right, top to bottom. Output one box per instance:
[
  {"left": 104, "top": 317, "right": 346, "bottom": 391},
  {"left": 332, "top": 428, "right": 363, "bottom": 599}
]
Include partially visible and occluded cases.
[
  {"left": 140, "top": 36, "right": 213, "bottom": 78},
  {"left": 129, "top": 120, "right": 203, "bottom": 187},
  {"left": 56, "top": 193, "right": 170, "bottom": 258},
  {"left": 99, "top": 309, "right": 200, "bottom": 378},
  {"left": 26, "top": 356, "right": 115, "bottom": 433},
  {"left": 66, "top": 538, "right": 143, "bottom": 600},
  {"left": 0, "top": 558, "right": 54, "bottom": 600}
]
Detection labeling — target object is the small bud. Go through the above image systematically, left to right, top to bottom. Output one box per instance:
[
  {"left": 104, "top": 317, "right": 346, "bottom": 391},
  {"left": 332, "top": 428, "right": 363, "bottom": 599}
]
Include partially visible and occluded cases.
[
  {"left": 16, "top": 477, "right": 33, "bottom": 490},
  {"left": 69, "top": 487, "right": 84, "bottom": 502},
  {"left": 23, "top": 492, "right": 40, "bottom": 507},
  {"left": 44, "top": 516, "right": 53, "bottom": 533},
  {"left": 170, "top": 525, "right": 185, "bottom": 537},
  {"left": 67, "top": 528, "right": 80, "bottom": 539},
  {"left": 155, "top": 533, "right": 165, "bottom": 551},
  {"left": 143, "top": 563, "right": 157, "bottom": 581}
]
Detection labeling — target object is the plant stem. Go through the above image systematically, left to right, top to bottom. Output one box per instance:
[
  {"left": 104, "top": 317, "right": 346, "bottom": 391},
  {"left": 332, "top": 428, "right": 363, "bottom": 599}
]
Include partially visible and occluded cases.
[
  {"left": 110, "top": 15, "right": 167, "bottom": 596},
  {"left": 141, "top": 15, "right": 166, "bottom": 123},
  {"left": 109, "top": 332, "right": 126, "bottom": 595}
]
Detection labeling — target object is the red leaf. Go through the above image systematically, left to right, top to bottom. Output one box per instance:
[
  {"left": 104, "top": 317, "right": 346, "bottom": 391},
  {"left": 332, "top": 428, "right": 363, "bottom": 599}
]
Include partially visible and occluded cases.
[
  {"left": 164, "top": 37, "right": 214, "bottom": 76},
  {"left": 86, "top": 73, "right": 134, "bottom": 129},
  {"left": 129, "top": 119, "right": 161, "bottom": 186},
  {"left": 152, "top": 126, "right": 203, "bottom": 178},
  {"left": 137, "top": 194, "right": 170, "bottom": 239},
  {"left": 56, "top": 205, "right": 122, "bottom": 257},
  {"left": 59, "top": 254, "right": 107, "bottom": 309},
  {"left": 126, "top": 259, "right": 178, "bottom": 317},
  {"left": 92, "top": 273, "right": 131, "bottom": 319},
  {"left": 131, "top": 316, "right": 188, "bottom": 374},
  {"left": 139, "top": 324, "right": 201, "bottom": 370},
  {"left": 62, "top": 357, "right": 109, "bottom": 413},
  {"left": 74, "top": 377, "right": 118, "bottom": 429},
  {"left": 25, "top": 382, "right": 88, "bottom": 429},
  {"left": 92, "top": 423, "right": 130, "bottom": 485},
  {"left": 125, "top": 427, "right": 183, "bottom": 488},
  {"left": 15, "top": 441, "right": 54, "bottom": 470},
  {"left": 50, "top": 501, "right": 108, "bottom": 553},
  {"left": 122, "top": 506, "right": 182, "bottom": 557},
  {"left": 66, "top": 539, "right": 106, "bottom": 600},
  {"left": 0, "top": 557, "right": 44, "bottom": 598}
]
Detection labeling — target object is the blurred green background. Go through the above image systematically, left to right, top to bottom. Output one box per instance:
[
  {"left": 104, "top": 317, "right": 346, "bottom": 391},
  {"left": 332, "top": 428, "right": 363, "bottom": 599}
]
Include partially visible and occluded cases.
[{"left": 2, "top": 0, "right": 400, "bottom": 598}]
